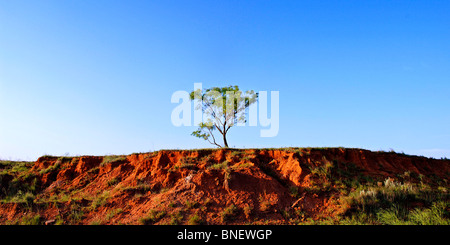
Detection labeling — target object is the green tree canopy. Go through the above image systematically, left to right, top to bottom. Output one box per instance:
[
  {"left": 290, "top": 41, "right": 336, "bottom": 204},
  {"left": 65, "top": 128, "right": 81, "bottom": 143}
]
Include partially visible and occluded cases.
[{"left": 189, "top": 85, "right": 257, "bottom": 147}]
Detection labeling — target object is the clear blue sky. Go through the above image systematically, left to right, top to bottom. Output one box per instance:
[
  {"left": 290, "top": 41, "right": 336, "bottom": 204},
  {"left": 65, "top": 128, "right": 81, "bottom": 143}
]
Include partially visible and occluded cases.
[{"left": 1, "top": 0, "right": 449, "bottom": 160}]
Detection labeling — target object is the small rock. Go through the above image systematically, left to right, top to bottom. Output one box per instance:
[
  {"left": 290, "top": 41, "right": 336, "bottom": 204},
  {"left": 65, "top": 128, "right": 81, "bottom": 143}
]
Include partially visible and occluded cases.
[
  {"left": 185, "top": 174, "right": 193, "bottom": 183},
  {"left": 45, "top": 219, "right": 56, "bottom": 225}
]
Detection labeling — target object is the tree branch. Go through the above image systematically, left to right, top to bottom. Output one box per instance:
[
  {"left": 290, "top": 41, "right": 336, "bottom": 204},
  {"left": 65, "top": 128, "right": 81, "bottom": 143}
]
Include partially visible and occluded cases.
[
  {"left": 214, "top": 123, "right": 224, "bottom": 135},
  {"left": 206, "top": 127, "right": 222, "bottom": 148}
]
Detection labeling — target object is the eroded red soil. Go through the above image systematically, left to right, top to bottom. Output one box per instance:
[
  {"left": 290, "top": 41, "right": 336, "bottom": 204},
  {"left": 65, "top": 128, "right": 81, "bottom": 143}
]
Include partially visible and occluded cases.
[{"left": 1, "top": 148, "right": 449, "bottom": 224}]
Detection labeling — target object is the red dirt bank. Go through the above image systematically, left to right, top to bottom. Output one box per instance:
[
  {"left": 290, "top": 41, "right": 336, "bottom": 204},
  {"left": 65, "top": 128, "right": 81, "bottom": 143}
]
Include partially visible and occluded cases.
[{"left": 0, "top": 148, "right": 449, "bottom": 224}]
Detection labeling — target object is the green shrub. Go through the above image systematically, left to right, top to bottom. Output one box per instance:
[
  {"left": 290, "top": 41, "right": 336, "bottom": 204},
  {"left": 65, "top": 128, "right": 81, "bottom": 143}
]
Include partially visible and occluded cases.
[
  {"left": 101, "top": 155, "right": 126, "bottom": 166},
  {"left": 39, "top": 159, "right": 62, "bottom": 175},
  {"left": 208, "top": 161, "right": 229, "bottom": 170},
  {"left": 107, "top": 177, "right": 120, "bottom": 187},
  {"left": 341, "top": 178, "right": 450, "bottom": 225},
  {"left": 2, "top": 190, "right": 35, "bottom": 206},
  {"left": 90, "top": 191, "right": 111, "bottom": 210},
  {"left": 185, "top": 200, "right": 199, "bottom": 209},
  {"left": 67, "top": 202, "right": 84, "bottom": 224},
  {"left": 408, "top": 202, "right": 449, "bottom": 225},
  {"left": 221, "top": 205, "right": 237, "bottom": 223},
  {"left": 106, "top": 208, "right": 123, "bottom": 221},
  {"left": 140, "top": 210, "right": 166, "bottom": 225},
  {"left": 168, "top": 211, "right": 183, "bottom": 225},
  {"left": 20, "top": 214, "right": 41, "bottom": 225},
  {"left": 188, "top": 214, "right": 204, "bottom": 225}
]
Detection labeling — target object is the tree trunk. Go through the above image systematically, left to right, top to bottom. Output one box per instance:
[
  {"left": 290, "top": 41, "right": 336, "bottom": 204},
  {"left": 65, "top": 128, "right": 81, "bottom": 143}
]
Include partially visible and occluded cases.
[
  {"left": 222, "top": 119, "right": 229, "bottom": 148},
  {"left": 223, "top": 133, "right": 229, "bottom": 148}
]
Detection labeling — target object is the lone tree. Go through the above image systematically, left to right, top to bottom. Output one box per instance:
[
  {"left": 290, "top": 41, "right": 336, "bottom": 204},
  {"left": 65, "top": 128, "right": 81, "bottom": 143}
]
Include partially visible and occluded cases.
[{"left": 190, "top": 85, "right": 257, "bottom": 148}]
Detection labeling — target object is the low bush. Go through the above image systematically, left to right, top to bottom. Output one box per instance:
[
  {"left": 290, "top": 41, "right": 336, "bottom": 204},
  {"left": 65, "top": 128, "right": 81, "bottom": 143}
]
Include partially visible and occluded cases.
[{"left": 340, "top": 178, "right": 449, "bottom": 225}]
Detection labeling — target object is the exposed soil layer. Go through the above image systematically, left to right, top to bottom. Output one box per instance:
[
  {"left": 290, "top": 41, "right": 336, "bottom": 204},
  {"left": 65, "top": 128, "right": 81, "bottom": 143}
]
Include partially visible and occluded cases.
[{"left": 1, "top": 148, "right": 449, "bottom": 224}]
